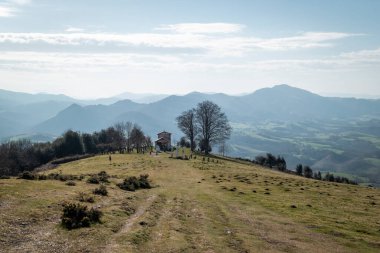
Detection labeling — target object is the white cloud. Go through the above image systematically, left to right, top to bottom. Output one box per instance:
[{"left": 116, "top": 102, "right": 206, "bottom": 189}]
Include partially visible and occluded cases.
[
  {"left": 0, "top": 0, "right": 31, "bottom": 17},
  {"left": 8, "top": 0, "right": 31, "bottom": 5},
  {"left": 0, "top": 5, "right": 15, "bottom": 17},
  {"left": 155, "top": 23, "right": 245, "bottom": 34},
  {"left": 65, "top": 27, "right": 85, "bottom": 33},
  {"left": 0, "top": 30, "right": 358, "bottom": 57},
  {"left": 255, "top": 32, "right": 360, "bottom": 50},
  {"left": 1, "top": 46, "right": 379, "bottom": 74},
  {"left": 340, "top": 47, "right": 380, "bottom": 62}
]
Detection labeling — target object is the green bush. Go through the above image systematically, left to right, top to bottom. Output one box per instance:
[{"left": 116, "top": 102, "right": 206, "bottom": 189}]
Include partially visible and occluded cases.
[
  {"left": 18, "top": 171, "right": 36, "bottom": 180},
  {"left": 87, "top": 171, "right": 110, "bottom": 184},
  {"left": 97, "top": 171, "right": 110, "bottom": 183},
  {"left": 46, "top": 173, "right": 78, "bottom": 181},
  {"left": 38, "top": 174, "right": 47, "bottom": 180},
  {"left": 117, "top": 174, "right": 151, "bottom": 192},
  {"left": 87, "top": 176, "right": 99, "bottom": 184},
  {"left": 66, "top": 181, "right": 76, "bottom": 186},
  {"left": 93, "top": 185, "right": 108, "bottom": 196},
  {"left": 78, "top": 192, "right": 95, "bottom": 203},
  {"left": 61, "top": 202, "right": 102, "bottom": 230}
]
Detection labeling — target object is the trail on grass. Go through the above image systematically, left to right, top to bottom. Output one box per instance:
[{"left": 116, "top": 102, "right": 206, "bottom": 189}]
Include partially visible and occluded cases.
[{"left": 104, "top": 194, "right": 157, "bottom": 253}]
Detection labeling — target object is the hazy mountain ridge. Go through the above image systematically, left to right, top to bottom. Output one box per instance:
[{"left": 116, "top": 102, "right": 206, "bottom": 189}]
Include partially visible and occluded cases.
[{"left": 1, "top": 85, "right": 380, "bottom": 185}]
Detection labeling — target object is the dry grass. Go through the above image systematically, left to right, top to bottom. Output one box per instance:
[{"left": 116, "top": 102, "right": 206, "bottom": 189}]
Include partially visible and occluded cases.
[{"left": 0, "top": 153, "right": 379, "bottom": 252}]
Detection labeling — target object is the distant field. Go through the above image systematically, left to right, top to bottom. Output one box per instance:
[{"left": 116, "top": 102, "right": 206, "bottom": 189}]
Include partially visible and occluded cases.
[
  {"left": 230, "top": 119, "right": 380, "bottom": 186},
  {"left": 0, "top": 154, "right": 379, "bottom": 252}
]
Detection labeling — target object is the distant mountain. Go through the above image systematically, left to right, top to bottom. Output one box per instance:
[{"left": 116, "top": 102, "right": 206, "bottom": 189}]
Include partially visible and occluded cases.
[
  {"left": 32, "top": 84, "right": 380, "bottom": 136},
  {"left": 2, "top": 85, "right": 380, "bottom": 185},
  {"left": 0, "top": 89, "right": 77, "bottom": 109},
  {"left": 0, "top": 89, "right": 167, "bottom": 138},
  {"left": 115, "top": 92, "right": 169, "bottom": 104}
]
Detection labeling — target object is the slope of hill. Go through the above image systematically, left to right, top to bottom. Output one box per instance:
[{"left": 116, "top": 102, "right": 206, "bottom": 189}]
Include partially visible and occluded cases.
[{"left": 0, "top": 154, "right": 379, "bottom": 252}]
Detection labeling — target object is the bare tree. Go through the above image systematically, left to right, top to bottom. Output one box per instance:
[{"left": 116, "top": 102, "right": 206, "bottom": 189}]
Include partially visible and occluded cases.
[
  {"left": 195, "top": 101, "right": 231, "bottom": 155},
  {"left": 176, "top": 109, "right": 197, "bottom": 151},
  {"left": 114, "top": 121, "right": 133, "bottom": 153},
  {"left": 130, "top": 124, "right": 145, "bottom": 153},
  {"left": 144, "top": 136, "right": 153, "bottom": 151},
  {"left": 218, "top": 141, "right": 230, "bottom": 157}
]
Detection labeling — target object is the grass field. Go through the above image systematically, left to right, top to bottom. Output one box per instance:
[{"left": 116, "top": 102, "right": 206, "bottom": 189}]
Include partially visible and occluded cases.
[{"left": 0, "top": 153, "right": 379, "bottom": 252}]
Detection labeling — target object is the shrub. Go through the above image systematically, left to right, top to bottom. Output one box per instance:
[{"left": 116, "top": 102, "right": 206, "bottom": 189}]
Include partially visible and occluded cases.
[
  {"left": 18, "top": 171, "right": 36, "bottom": 180},
  {"left": 86, "top": 171, "right": 110, "bottom": 184},
  {"left": 97, "top": 171, "right": 110, "bottom": 183},
  {"left": 46, "top": 173, "right": 78, "bottom": 181},
  {"left": 38, "top": 174, "right": 47, "bottom": 180},
  {"left": 117, "top": 174, "right": 151, "bottom": 191},
  {"left": 0, "top": 175, "right": 11, "bottom": 179},
  {"left": 87, "top": 176, "right": 100, "bottom": 184},
  {"left": 66, "top": 181, "right": 76, "bottom": 186},
  {"left": 93, "top": 185, "right": 108, "bottom": 196},
  {"left": 78, "top": 192, "right": 95, "bottom": 203},
  {"left": 61, "top": 202, "right": 102, "bottom": 230}
]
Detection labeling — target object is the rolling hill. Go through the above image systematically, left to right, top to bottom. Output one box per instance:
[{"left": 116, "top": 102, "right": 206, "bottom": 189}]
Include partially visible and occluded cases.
[{"left": 0, "top": 153, "right": 379, "bottom": 252}]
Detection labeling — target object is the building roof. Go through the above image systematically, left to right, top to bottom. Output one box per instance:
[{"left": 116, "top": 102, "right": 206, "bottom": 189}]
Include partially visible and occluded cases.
[{"left": 158, "top": 131, "right": 171, "bottom": 135}]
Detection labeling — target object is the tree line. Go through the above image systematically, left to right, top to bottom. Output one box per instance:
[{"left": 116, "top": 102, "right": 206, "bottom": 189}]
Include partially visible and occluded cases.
[
  {"left": 176, "top": 100, "right": 232, "bottom": 155},
  {"left": 0, "top": 122, "right": 152, "bottom": 177},
  {"left": 237, "top": 153, "right": 357, "bottom": 185}
]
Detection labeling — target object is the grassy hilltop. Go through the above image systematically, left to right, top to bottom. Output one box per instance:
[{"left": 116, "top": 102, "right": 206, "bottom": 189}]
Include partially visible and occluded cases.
[{"left": 0, "top": 153, "right": 379, "bottom": 253}]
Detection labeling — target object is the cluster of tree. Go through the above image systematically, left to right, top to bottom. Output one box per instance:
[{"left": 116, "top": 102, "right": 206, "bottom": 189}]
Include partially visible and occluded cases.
[
  {"left": 176, "top": 100, "right": 232, "bottom": 155},
  {"left": 0, "top": 122, "right": 152, "bottom": 177},
  {"left": 177, "top": 137, "right": 191, "bottom": 148},
  {"left": 236, "top": 153, "right": 357, "bottom": 185},
  {"left": 255, "top": 153, "right": 287, "bottom": 171},
  {"left": 296, "top": 164, "right": 357, "bottom": 184}
]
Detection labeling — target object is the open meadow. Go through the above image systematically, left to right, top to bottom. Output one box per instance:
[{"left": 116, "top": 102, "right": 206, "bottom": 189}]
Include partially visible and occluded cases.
[{"left": 0, "top": 153, "right": 379, "bottom": 253}]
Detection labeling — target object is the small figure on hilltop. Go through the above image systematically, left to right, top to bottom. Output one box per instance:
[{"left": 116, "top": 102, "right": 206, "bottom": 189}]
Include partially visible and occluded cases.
[{"left": 109, "top": 155, "right": 112, "bottom": 164}]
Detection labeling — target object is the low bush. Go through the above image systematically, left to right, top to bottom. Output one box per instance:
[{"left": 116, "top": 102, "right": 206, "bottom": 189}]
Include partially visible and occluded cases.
[
  {"left": 51, "top": 154, "right": 94, "bottom": 165},
  {"left": 18, "top": 171, "right": 36, "bottom": 180},
  {"left": 87, "top": 171, "right": 110, "bottom": 184},
  {"left": 97, "top": 171, "right": 110, "bottom": 183},
  {"left": 46, "top": 173, "right": 79, "bottom": 181},
  {"left": 38, "top": 174, "right": 47, "bottom": 180},
  {"left": 117, "top": 174, "right": 151, "bottom": 191},
  {"left": 87, "top": 176, "right": 99, "bottom": 184},
  {"left": 66, "top": 181, "right": 76, "bottom": 186},
  {"left": 93, "top": 185, "right": 108, "bottom": 196},
  {"left": 78, "top": 192, "right": 95, "bottom": 203},
  {"left": 61, "top": 202, "right": 102, "bottom": 230}
]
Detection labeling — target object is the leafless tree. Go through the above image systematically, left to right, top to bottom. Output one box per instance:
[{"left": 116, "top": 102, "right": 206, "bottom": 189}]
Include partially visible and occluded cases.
[
  {"left": 195, "top": 101, "right": 231, "bottom": 155},
  {"left": 176, "top": 109, "right": 197, "bottom": 151},
  {"left": 114, "top": 121, "right": 133, "bottom": 152},
  {"left": 130, "top": 124, "right": 145, "bottom": 153},
  {"left": 218, "top": 141, "right": 230, "bottom": 157}
]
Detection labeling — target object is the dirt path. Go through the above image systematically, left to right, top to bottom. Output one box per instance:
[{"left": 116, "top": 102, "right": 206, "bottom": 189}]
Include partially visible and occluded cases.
[{"left": 104, "top": 194, "right": 157, "bottom": 253}]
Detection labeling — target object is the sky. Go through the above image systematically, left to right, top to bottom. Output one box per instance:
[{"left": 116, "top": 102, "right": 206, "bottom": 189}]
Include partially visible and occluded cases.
[{"left": 0, "top": 0, "right": 380, "bottom": 99}]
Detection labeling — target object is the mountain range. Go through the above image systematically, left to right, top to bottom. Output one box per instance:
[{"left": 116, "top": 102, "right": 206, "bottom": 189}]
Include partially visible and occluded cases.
[{"left": 1, "top": 85, "right": 380, "bottom": 185}]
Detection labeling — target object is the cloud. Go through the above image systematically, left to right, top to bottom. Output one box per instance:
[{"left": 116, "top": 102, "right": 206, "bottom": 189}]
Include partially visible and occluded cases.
[
  {"left": 0, "top": 0, "right": 31, "bottom": 17},
  {"left": 8, "top": 0, "right": 31, "bottom": 5},
  {"left": 0, "top": 5, "right": 16, "bottom": 17},
  {"left": 155, "top": 23, "right": 245, "bottom": 34},
  {"left": 65, "top": 27, "right": 85, "bottom": 33},
  {"left": 0, "top": 30, "right": 358, "bottom": 57},
  {"left": 255, "top": 32, "right": 360, "bottom": 50},
  {"left": 1, "top": 46, "right": 379, "bottom": 74},
  {"left": 340, "top": 47, "right": 380, "bottom": 62},
  {"left": 0, "top": 51, "right": 182, "bottom": 72}
]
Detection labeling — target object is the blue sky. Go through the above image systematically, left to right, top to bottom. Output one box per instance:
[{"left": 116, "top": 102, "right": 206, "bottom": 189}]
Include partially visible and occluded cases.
[{"left": 0, "top": 0, "right": 379, "bottom": 98}]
